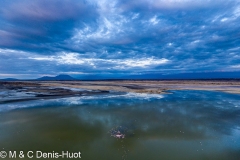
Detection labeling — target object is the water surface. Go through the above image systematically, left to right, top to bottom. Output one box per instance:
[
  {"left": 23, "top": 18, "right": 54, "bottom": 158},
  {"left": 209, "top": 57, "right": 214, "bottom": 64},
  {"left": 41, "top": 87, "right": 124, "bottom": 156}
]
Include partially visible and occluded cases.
[{"left": 0, "top": 90, "right": 240, "bottom": 160}]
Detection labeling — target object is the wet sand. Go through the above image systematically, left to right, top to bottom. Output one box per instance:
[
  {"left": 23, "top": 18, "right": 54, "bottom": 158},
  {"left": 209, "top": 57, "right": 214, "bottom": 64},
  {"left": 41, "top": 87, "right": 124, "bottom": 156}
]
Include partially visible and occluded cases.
[{"left": 1, "top": 80, "right": 240, "bottom": 103}]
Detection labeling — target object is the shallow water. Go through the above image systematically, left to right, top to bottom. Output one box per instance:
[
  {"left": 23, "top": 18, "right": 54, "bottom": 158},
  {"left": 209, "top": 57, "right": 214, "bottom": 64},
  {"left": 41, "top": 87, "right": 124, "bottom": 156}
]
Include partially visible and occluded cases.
[{"left": 0, "top": 90, "right": 240, "bottom": 160}]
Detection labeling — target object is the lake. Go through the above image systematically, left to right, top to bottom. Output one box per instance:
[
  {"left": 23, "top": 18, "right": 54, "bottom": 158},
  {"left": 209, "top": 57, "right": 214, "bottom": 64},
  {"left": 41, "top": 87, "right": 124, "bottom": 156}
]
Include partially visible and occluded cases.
[{"left": 0, "top": 90, "right": 240, "bottom": 160}]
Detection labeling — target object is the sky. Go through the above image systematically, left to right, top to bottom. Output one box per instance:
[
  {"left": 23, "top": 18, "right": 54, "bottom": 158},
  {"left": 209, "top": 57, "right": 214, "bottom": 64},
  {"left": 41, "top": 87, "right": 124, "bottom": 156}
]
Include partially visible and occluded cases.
[{"left": 0, "top": 0, "right": 240, "bottom": 79}]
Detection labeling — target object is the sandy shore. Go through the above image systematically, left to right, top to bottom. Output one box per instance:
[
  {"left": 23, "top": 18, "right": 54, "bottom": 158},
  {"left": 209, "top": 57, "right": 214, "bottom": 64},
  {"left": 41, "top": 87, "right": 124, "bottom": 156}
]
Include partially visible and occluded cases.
[
  {"left": 1, "top": 80, "right": 240, "bottom": 103},
  {"left": 40, "top": 80, "right": 240, "bottom": 94}
]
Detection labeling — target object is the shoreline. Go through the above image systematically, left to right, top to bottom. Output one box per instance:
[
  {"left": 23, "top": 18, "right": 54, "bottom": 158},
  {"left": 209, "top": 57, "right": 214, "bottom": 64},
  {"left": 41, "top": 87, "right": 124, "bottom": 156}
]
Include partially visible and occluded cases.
[{"left": 1, "top": 80, "right": 240, "bottom": 104}]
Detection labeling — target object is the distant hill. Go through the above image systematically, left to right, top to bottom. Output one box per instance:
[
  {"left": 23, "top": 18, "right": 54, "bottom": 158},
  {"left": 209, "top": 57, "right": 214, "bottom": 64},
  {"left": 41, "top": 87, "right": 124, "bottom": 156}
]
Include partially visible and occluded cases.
[
  {"left": 1, "top": 71, "right": 240, "bottom": 81},
  {"left": 73, "top": 71, "right": 240, "bottom": 80},
  {"left": 37, "top": 74, "right": 76, "bottom": 81},
  {"left": 0, "top": 78, "right": 19, "bottom": 81}
]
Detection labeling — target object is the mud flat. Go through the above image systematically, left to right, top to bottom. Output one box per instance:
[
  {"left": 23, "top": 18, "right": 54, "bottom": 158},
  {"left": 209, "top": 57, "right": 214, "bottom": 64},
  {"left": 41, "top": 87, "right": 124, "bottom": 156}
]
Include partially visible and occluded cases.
[
  {"left": 1, "top": 80, "right": 240, "bottom": 103},
  {"left": 40, "top": 80, "right": 240, "bottom": 94},
  {"left": 0, "top": 81, "right": 108, "bottom": 104}
]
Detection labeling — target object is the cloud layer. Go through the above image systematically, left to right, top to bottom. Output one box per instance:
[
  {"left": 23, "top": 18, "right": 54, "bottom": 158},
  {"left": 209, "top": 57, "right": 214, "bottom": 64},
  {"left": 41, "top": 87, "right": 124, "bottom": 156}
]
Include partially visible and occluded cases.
[{"left": 0, "top": 0, "right": 240, "bottom": 78}]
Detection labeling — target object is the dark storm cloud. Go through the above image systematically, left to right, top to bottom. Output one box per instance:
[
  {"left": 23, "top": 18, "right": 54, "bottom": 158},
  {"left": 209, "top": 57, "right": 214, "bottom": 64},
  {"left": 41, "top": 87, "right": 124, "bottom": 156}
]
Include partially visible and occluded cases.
[
  {"left": 0, "top": 0, "right": 240, "bottom": 78},
  {"left": 0, "top": 0, "right": 97, "bottom": 52}
]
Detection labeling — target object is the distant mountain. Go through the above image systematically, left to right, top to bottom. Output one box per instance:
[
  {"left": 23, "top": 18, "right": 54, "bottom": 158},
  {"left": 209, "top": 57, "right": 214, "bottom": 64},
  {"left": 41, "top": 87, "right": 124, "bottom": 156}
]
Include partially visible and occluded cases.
[
  {"left": 1, "top": 71, "right": 240, "bottom": 81},
  {"left": 73, "top": 71, "right": 240, "bottom": 80},
  {"left": 37, "top": 74, "right": 76, "bottom": 81},
  {"left": 0, "top": 78, "right": 19, "bottom": 81}
]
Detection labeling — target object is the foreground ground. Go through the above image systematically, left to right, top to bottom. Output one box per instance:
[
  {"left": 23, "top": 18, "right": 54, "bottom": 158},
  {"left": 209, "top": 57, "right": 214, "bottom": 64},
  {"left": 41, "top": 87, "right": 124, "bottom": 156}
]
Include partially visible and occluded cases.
[{"left": 1, "top": 80, "right": 240, "bottom": 103}]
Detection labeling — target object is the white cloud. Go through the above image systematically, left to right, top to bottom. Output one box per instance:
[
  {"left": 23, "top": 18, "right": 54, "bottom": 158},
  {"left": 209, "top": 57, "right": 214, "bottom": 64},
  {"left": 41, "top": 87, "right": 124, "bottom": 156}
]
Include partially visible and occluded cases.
[
  {"left": 72, "top": 0, "right": 130, "bottom": 44},
  {"left": 148, "top": 0, "right": 225, "bottom": 9},
  {"left": 211, "top": 4, "right": 240, "bottom": 23},
  {"left": 233, "top": 6, "right": 240, "bottom": 18},
  {"left": 132, "top": 13, "right": 139, "bottom": 19},
  {"left": 73, "top": 15, "right": 128, "bottom": 43},
  {"left": 149, "top": 15, "right": 159, "bottom": 25},
  {"left": 220, "top": 18, "right": 229, "bottom": 22},
  {"left": 0, "top": 48, "right": 30, "bottom": 55},
  {"left": 29, "top": 52, "right": 169, "bottom": 70},
  {"left": 30, "top": 53, "right": 87, "bottom": 65},
  {"left": 58, "top": 53, "right": 86, "bottom": 65},
  {"left": 119, "top": 58, "right": 169, "bottom": 68},
  {"left": 230, "top": 65, "right": 240, "bottom": 69}
]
